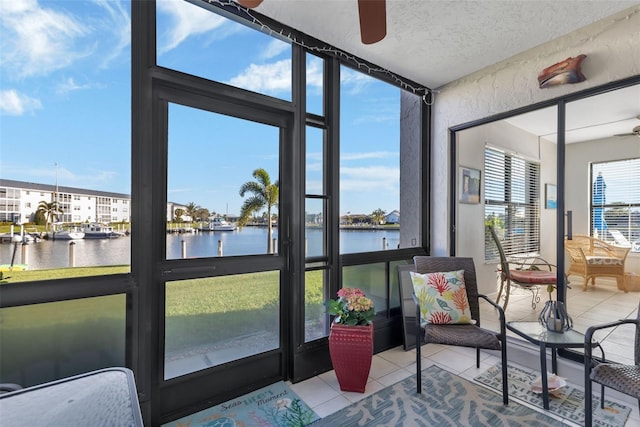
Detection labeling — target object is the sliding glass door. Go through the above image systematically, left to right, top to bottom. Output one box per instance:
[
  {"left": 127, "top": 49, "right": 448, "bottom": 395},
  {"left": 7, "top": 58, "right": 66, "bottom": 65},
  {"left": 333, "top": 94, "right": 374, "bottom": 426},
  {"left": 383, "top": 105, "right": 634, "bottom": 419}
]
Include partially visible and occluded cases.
[
  {"left": 451, "top": 77, "right": 640, "bottom": 366},
  {"left": 151, "top": 79, "right": 294, "bottom": 420}
]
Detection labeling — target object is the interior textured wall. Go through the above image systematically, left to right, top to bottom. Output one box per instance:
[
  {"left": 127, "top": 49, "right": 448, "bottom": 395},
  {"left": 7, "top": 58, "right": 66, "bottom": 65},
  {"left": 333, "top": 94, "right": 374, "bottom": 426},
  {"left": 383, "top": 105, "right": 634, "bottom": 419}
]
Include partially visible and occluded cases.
[{"left": 431, "top": 5, "right": 640, "bottom": 294}]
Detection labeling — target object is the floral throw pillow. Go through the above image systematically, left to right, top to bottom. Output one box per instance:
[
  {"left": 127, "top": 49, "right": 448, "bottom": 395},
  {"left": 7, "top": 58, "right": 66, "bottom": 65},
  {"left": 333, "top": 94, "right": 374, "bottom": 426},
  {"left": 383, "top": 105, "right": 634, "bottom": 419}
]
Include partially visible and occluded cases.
[{"left": 410, "top": 270, "right": 475, "bottom": 326}]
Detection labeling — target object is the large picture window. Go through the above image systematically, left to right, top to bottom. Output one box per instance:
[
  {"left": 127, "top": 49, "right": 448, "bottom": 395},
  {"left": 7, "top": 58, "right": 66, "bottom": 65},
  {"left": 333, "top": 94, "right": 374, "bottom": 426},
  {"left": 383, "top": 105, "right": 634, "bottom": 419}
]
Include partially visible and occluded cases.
[
  {"left": 0, "top": 1, "right": 132, "bottom": 279},
  {"left": 339, "top": 66, "right": 421, "bottom": 254},
  {"left": 339, "top": 67, "right": 400, "bottom": 254},
  {"left": 166, "top": 104, "right": 280, "bottom": 259},
  {"left": 484, "top": 147, "right": 540, "bottom": 260},
  {"left": 591, "top": 158, "right": 640, "bottom": 252}
]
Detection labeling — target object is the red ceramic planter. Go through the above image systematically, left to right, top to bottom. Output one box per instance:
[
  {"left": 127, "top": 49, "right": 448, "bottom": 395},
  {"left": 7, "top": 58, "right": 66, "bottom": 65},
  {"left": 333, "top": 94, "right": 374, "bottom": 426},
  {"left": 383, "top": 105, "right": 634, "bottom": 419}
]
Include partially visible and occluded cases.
[{"left": 328, "top": 323, "right": 373, "bottom": 393}]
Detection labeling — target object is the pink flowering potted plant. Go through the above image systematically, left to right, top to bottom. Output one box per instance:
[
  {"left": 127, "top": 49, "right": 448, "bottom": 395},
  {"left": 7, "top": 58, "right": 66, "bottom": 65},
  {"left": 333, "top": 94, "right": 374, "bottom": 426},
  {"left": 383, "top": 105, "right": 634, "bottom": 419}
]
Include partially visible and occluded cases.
[{"left": 325, "top": 287, "right": 375, "bottom": 326}]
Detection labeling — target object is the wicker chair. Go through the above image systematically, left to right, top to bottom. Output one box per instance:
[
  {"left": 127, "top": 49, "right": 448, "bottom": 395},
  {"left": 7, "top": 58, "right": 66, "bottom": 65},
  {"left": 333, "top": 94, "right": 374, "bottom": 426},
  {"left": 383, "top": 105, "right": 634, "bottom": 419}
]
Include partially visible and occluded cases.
[
  {"left": 488, "top": 225, "right": 557, "bottom": 310},
  {"left": 565, "top": 235, "right": 629, "bottom": 292},
  {"left": 410, "top": 256, "right": 509, "bottom": 404},
  {"left": 584, "top": 300, "right": 640, "bottom": 427}
]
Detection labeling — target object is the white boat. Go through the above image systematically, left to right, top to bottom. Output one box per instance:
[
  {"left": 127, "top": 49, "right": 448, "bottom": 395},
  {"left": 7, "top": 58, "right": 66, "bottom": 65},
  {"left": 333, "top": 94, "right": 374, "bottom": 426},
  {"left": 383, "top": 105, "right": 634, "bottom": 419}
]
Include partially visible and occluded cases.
[
  {"left": 206, "top": 218, "right": 237, "bottom": 231},
  {"left": 81, "top": 222, "right": 124, "bottom": 239},
  {"left": 47, "top": 224, "right": 85, "bottom": 240},
  {"left": 51, "top": 229, "right": 85, "bottom": 240},
  {"left": 23, "top": 233, "right": 43, "bottom": 243},
  {"left": 0, "top": 234, "right": 38, "bottom": 244},
  {"left": 0, "top": 234, "right": 18, "bottom": 244}
]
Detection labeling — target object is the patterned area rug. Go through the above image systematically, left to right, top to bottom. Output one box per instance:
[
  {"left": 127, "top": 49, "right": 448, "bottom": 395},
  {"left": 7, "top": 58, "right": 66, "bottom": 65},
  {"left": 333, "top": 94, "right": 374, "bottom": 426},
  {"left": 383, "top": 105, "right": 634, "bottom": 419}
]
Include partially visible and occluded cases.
[
  {"left": 474, "top": 363, "right": 631, "bottom": 427},
  {"left": 313, "top": 364, "right": 566, "bottom": 426},
  {"left": 163, "top": 381, "right": 320, "bottom": 427}
]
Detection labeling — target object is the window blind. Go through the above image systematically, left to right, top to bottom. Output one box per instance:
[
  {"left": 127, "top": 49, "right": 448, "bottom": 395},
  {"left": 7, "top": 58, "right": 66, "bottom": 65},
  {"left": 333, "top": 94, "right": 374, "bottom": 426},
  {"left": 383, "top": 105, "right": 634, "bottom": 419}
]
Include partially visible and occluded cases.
[
  {"left": 484, "top": 147, "right": 541, "bottom": 260},
  {"left": 591, "top": 158, "right": 640, "bottom": 252}
]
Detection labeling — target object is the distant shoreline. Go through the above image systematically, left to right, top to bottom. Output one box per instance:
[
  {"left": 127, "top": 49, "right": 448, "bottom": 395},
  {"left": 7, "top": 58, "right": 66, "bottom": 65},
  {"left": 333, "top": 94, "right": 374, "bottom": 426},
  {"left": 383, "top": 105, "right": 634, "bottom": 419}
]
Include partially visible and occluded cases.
[
  {"left": 215, "top": 223, "right": 400, "bottom": 231},
  {"left": 167, "top": 224, "right": 400, "bottom": 231},
  {"left": 338, "top": 225, "right": 399, "bottom": 231}
]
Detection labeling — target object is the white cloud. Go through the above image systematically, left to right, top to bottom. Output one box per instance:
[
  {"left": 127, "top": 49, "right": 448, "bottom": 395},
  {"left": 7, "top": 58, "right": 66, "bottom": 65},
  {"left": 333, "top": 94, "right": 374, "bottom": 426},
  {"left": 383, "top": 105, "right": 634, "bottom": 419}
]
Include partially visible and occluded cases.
[
  {"left": 1, "top": 0, "right": 91, "bottom": 79},
  {"left": 1, "top": 0, "right": 131, "bottom": 89},
  {"left": 94, "top": 0, "right": 131, "bottom": 68},
  {"left": 156, "top": 0, "right": 226, "bottom": 54},
  {"left": 261, "top": 39, "right": 289, "bottom": 59},
  {"left": 228, "top": 56, "right": 321, "bottom": 95},
  {"left": 307, "top": 57, "right": 323, "bottom": 91},
  {"left": 228, "top": 60, "right": 292, "bottom": 94},
  {"left": 341, "top": 68, "right": 376, "bottom": 94},
  {"left": 56, "top": 78, "right": 94, "bottom": 95},
  {"left": 0, "top": 90, "right": 42, "bottom": 116},
  {"left": 353, "top": 113, "right": 397, "bottom": 125},
  {"left": 341, "top": 151, "right": 398, "bottom": 161},
  {"left": 306, "top": 152, "right": 323, "bottom": 162},
  {"left": 305, "top": 153, "right": 399, "bottom": 195},
  {"left": 0, "top": 163, "right": 118, "bottom": 190},
  {"left": 0, "top": 163, "right": 50, "bottom": 184},
  {"left": 306, "top": 163, "right": 322, "bottom": 173},
  {"left": 53, "top": 165, "right": 118, "bottom": 188},
  {"left": 340, "top": 165, "right": 399, "bottom": 192},
  {"left": 341, "top": 165, "right": 399, "bottom": 180},
  {"left": 305, "top": 180, "right": 323, "bottom": 193}
]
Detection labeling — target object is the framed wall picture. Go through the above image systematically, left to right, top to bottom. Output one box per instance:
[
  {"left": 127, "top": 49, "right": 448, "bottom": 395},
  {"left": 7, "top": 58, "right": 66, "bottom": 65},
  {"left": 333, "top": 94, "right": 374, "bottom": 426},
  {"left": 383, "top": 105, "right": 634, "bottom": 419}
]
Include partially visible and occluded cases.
[
  {"left": 459, "top": 166, "right": 481, "bottom": 204},
  {"left": 545, "top": 183, "right": 557, "bottom": 209}
]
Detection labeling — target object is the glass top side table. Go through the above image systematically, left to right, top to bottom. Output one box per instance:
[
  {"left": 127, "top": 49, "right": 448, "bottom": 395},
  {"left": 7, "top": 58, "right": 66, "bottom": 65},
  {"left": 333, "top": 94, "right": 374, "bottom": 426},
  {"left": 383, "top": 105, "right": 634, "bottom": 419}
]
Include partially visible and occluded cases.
[{"left": 507, "top": 321, "right": 600, "bottom": 410}]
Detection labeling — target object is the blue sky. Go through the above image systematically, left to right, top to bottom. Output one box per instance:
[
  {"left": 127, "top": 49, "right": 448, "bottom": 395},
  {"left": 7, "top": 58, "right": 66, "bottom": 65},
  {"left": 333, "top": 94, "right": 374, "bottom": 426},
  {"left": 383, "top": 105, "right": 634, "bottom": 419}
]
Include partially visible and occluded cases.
[{"left": 0, "top": 0, "right": 401, "bottom": 218}]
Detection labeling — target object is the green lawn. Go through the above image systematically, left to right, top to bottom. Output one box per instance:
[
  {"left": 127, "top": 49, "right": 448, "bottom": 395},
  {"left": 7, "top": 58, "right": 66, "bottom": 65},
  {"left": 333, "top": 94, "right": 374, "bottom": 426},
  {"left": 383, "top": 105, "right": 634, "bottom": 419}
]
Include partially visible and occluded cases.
[
  {"left": 0, "top": 266, "right": 325, "bottom": 386},
  {"left": 0, "top": 266, "right": 130, "bottom": 282}
]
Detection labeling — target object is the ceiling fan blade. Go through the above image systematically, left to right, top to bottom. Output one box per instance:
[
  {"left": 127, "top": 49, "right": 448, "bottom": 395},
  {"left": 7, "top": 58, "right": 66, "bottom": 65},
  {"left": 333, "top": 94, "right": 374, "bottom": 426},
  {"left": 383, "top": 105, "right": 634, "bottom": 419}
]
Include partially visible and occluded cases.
[
  {"left": 237, "top": 0, "right": 263, "bottom": 8},
  {"left": 358, "top": 0, "right": 386, "bottom": 44},
  {"left": 614, "top": 133, "right": 635, "bottom": 136}
]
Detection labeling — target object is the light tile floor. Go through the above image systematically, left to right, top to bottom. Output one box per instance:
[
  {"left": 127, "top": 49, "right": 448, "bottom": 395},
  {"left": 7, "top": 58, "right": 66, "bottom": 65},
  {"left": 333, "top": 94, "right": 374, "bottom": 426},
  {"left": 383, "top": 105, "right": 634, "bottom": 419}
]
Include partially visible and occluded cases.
[
  {"left": 482, "top": 275, "right": 639, "bottom": 366},
  {"left": 289, "top": 276, "right": 640, "bottom": 426}
]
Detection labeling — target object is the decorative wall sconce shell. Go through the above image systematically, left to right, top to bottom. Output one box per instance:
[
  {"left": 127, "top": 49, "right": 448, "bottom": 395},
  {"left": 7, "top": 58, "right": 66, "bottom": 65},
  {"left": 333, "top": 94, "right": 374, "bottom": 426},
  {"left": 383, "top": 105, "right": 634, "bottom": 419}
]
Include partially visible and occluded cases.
[{"left": 538, "top": 54, "right": 587, "bottom": 88}]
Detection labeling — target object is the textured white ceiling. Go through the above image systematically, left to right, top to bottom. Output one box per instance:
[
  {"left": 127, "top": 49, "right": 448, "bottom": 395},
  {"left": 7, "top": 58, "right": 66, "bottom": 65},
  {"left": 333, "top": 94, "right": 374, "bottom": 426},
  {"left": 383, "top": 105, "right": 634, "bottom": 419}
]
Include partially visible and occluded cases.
[
  {"left": 246, "top": 0, "right": 639, "bottom": 143},
  {"left": 251, "top": 0, "right": 638, "bottom": 89}
]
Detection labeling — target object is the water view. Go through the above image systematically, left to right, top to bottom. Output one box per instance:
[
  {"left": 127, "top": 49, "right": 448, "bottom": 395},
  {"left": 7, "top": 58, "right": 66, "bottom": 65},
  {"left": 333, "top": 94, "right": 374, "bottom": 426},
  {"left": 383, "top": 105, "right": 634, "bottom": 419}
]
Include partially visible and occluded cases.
[{"left": 0, "top": 228, "right": 401, "bottom": 270}]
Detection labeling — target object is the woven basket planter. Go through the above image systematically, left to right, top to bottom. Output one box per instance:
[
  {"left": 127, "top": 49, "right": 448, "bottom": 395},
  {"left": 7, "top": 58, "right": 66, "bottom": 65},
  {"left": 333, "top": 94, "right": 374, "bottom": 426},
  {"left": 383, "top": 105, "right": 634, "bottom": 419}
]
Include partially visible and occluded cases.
[{"left": 328, "top": 323, "right": 373, "bottom": 393}]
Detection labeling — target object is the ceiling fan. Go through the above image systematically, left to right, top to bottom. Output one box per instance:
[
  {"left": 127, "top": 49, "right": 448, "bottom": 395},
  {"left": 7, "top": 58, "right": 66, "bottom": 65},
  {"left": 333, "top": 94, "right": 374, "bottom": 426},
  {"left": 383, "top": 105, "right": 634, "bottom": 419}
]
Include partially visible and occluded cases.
[
  {"left": 236, "top": 0, "right": 387, "bottom": 45},
  {"left": 614, "top": 116, "right": 640, "bottom": 137}
]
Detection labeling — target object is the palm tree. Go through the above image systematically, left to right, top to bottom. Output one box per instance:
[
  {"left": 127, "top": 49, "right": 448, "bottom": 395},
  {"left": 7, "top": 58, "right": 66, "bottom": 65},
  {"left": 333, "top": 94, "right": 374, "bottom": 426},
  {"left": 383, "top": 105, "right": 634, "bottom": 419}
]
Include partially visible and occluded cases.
[
  {"left": 238, "top": 168, "right": 279, "bottom": 253},
  {"left": 37, "top": 200, "right": 62, "bottom": 231},
  {"left": 184, "top": 202, "right": 199, "bottom": 223},
  {"left": 195, "top": 207, "right": 210, "bottom": 223},
  {"left": 174, "top": 208, "right": 184, "bottom": 222},
  {"left": 371, "top": 208, "right": 386, "bottom": 225}
]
